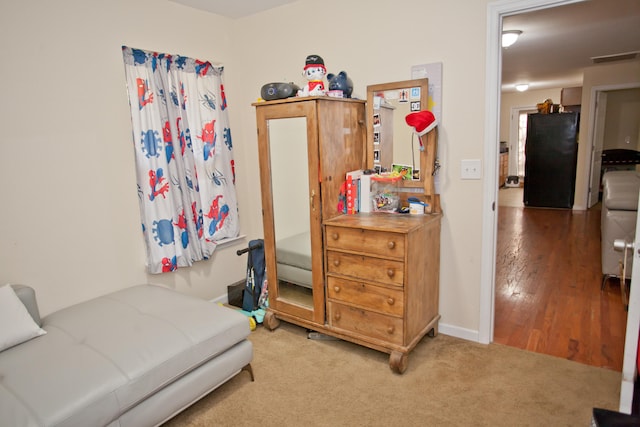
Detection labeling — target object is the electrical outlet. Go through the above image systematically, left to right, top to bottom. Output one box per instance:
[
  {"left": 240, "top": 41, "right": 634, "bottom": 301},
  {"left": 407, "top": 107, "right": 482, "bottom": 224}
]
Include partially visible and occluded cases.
[{"left": 461, "top": 159, "right": 482, "bottom": 179}]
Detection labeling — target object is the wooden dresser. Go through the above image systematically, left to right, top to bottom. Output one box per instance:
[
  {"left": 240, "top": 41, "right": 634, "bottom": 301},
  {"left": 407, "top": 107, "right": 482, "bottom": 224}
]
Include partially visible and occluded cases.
[
  {"left": 255, "top": 82, "right": 442, "bottom": 374},
  {"left": 324, "top": 213, "right": 441, "bottom": 373}
]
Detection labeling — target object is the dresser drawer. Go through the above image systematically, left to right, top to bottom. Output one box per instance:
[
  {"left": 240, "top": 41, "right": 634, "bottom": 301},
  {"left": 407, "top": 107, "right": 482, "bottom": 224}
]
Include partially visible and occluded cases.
[
  {"left": 325, "top": 226, "right": 405, "bottom": 259},
  {"left": 326, "top": 250, "right": 404, "bottom": 286},
  {"left": 327, "top": 276, "right": 403, "bottom": 316},
  {"left": 328, "top": 301, "right": 403, "bottom": 345}
]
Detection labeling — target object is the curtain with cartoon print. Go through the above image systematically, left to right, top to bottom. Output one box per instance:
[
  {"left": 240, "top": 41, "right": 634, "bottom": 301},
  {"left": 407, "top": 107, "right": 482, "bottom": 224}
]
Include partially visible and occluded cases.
[{"left": 122, "top": 46, "right": 238, "bottom": 274}]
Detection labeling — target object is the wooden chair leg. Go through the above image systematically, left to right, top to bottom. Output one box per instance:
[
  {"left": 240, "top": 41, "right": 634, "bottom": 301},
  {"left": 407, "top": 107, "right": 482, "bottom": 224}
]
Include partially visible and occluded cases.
[{"left": 242, "top": 363, "right": 255, "bottom": 381}]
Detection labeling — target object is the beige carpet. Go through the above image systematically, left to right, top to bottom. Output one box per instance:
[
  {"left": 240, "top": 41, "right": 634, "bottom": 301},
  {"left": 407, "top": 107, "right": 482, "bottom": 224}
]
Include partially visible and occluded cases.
[{"left": 163, "top": 322, "right": 620, "bottom": 426}]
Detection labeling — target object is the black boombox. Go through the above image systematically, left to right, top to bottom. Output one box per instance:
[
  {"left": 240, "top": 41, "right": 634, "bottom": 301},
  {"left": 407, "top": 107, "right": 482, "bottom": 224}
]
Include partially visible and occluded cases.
[{"left": 261, "top": 82, "right": 300, "bottom": 101}]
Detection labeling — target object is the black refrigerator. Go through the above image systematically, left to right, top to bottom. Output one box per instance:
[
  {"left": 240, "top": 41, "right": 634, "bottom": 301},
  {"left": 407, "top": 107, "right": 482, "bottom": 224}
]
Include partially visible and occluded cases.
[{"left": 523, "top": 112, "right": 579, "bottom": 209}]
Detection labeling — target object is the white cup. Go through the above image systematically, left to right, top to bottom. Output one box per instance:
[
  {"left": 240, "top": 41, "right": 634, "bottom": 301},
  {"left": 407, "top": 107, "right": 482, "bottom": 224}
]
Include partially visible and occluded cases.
[{"left": 409, "top": 202, "right": 424, "bottom": 215}]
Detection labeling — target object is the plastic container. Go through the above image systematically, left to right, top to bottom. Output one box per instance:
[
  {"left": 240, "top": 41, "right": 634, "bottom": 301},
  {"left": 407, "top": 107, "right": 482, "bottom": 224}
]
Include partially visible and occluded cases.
[{"left": 371, "top": 174, "right": 402, "bottom": 212}]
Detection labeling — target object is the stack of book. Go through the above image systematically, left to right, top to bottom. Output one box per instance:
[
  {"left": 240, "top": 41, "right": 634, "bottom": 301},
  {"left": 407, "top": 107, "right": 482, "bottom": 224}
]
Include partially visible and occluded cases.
[{"left": 344, "top": 170, "right": 372, "bottom": 214}]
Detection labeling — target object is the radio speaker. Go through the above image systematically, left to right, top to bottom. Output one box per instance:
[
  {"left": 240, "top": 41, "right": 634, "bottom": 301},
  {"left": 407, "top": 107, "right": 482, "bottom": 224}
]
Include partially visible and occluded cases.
[{"left": 261, "top": 82, "right": 300, "bottom": 101}]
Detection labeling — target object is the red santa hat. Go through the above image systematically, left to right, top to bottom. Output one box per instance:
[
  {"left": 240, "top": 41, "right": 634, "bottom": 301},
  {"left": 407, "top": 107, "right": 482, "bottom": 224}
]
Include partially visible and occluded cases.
[{"left": 405, "top": 110, "right": 438, "bottom": 136}]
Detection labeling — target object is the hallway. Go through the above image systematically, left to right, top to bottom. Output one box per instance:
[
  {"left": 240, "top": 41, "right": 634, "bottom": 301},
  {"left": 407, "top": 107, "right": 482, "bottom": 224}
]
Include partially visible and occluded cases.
[{"left": 494, "top": 203, "right": 628, "bottom": 370}]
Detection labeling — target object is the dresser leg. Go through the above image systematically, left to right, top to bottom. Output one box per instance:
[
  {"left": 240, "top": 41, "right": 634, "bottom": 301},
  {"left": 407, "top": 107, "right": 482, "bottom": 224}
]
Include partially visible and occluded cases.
[
  {"left": 264, "top": 311, "right": 281, "bottom": 331},
  {"left": 428, "top": 324, "right": 439, "bottom": 337},
  {"left": 389, "top": 351, "right": 408, "bottom": 374}
]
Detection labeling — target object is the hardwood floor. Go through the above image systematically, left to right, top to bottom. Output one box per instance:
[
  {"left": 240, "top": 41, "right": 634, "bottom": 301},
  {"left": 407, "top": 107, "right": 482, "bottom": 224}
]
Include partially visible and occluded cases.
[{"left": 494, "top": 205, "right": 628, "bottom": 371}]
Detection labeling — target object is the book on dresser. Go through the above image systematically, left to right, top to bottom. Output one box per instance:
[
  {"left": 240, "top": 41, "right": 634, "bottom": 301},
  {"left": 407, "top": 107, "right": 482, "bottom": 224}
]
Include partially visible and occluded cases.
[{"left": 345, "top": 169, "right": 374, "bottom": 214}]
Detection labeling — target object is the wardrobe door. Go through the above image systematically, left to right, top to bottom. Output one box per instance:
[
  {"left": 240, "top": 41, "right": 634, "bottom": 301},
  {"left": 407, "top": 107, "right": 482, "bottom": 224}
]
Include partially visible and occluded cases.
[{"left": 256, "top": 100, "right": 324, "bottom": 324}]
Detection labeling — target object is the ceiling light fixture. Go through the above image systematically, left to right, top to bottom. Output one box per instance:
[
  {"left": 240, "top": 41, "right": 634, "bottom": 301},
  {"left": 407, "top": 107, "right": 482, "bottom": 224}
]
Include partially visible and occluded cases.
[
  {"left": 502, "top": 30, "right": 522, "bottom": 48},
  {"left": 515, "top": 84, "right": 529, "bottom": 92}
]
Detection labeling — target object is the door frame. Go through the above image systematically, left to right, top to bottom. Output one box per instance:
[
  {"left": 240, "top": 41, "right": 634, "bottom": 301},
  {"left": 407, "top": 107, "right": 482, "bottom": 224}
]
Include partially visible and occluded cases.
[
  {"left": 480, "top": 0, "right": 585, "bottom": 344},
  {"left": 485, "top": 0, "right": 640, "bottom": 413},
  {"left": 586, "top": 84, "right": 640, "bottom": 208},
  {"left": 587, "top": 90, "right": 608, "bottom": 208},
  {"left": 620, "top": 197, "right": 640, "bottom": 412}
]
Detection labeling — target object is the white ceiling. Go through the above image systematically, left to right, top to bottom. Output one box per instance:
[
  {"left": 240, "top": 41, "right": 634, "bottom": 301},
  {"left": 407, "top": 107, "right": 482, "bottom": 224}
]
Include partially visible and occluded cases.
[
  {"left": 170, "top": 0, "right": 298, "bottom": 19},
  {"left": 171, "top": 0, "right": 640, "bottom": 92},
  {"left": 502, "top": 0, "right": 640, "bottom": 92}
]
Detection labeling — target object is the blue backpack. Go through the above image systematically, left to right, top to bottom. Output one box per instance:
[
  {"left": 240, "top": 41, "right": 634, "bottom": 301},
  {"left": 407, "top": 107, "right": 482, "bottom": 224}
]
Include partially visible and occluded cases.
[{"left": 240, "top": 239, "right": 265, "bottom": 312}]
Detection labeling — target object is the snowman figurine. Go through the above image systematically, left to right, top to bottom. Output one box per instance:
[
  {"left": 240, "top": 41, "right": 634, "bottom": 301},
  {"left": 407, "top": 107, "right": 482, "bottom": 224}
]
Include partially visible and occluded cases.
[{"left": 297, "top": 54, "right": 327, "bottom": 97}]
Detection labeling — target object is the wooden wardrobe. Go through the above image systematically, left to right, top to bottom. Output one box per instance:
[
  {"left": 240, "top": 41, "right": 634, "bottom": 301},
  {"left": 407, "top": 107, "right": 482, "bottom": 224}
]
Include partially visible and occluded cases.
[{"left": 253, "top": 94, "right": 441, "bottom": 373}]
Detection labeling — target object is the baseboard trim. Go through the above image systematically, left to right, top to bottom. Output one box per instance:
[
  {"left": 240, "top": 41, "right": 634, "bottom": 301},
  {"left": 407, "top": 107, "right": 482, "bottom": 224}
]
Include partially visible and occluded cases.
[
  {"left": 206, "top": 306, "right": 483, "bottom": 344},
  {"left": 439, "top": 322, "right": 480, "bottom": 343}
]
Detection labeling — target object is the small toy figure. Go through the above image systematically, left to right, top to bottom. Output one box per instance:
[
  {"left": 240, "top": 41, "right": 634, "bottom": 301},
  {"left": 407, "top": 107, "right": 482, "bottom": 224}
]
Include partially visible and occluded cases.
[
  {"left": 297, "top": 54, "right": 327, "bottom": 97},
  {"left": 327, "top": 71, "right": 354, "bottom": 98}
]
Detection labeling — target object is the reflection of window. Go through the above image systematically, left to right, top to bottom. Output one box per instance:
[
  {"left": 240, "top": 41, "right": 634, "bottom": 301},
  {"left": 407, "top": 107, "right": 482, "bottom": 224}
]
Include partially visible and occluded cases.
[{"left": 517, "top": 110, "right": 537, "bottom": 178}]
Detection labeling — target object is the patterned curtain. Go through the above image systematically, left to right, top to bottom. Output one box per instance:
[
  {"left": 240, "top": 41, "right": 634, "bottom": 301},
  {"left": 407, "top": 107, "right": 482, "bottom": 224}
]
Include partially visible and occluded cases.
[{"left": 122, "top": 46, "right": 238, "bottom": 274}]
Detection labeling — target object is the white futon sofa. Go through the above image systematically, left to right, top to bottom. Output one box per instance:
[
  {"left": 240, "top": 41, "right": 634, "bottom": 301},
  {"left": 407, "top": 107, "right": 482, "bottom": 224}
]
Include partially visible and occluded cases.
[
  {"left": 601, "top": 170, "right": 640, "bottom": 287},
  {"left": 0, "top": 284, "right": 253, "bottom": 427}
]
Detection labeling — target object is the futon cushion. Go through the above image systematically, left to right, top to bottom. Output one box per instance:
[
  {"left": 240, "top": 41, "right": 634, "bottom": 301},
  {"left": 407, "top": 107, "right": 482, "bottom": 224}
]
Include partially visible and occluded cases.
[
  {"left": 276, "top": 232, "right": 312, "bottom": 270},
  {"left": 0, "top": 284, "right": 250, "bottom": 426}
]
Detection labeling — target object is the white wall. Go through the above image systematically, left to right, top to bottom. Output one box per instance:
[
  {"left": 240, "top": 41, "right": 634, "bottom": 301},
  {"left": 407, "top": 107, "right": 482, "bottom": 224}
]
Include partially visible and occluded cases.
[
  {"left": 0, "top": 0, "right": 253, "bottom": 315},
  {"left": 1, "top": 0, "right": 492, "bottom": 336},
  {"left": 233, "top": 0, "right": 491, "bottom": 336},
  {"left": 574, "top": 59, "right": 640, "bottom": 209},
  {"left": 498, "top": 60, "right": 640, "bottom": 211},
  {"left": 499, "top": 88, "right": 561, "bottom": 143},
  {"left": 499, "top": 88, "right": 561, "bottom": 175},
  {"left": 603, "top": 88, "right": 640, "bottom": 151}
]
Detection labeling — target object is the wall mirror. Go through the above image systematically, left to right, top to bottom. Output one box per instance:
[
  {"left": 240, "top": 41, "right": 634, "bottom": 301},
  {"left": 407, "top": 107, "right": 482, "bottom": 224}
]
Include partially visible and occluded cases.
[
  {"left": 366, "top": 78, "right": 432, "bottom": 192},
  {"left": 267, "top": 117, "right": 314, "bottom": 310}
]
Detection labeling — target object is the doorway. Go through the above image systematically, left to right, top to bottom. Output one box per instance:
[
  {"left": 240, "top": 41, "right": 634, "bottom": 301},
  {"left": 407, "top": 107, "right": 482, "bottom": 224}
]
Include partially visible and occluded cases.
[
  {"left": 488, "top": 0, "right": 636, "bottom": 362},
  {"left": 481, "top": 1, "right": 581, "bottom": 345},
  {"left": 588, "top": 86, "right": 640, "bottom": 208}
]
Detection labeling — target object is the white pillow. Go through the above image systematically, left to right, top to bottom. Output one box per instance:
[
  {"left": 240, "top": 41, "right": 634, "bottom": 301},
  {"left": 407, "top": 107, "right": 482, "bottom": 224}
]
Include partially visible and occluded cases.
[{"left": 0, "top": 284, "right": 46, "bottom": 352}]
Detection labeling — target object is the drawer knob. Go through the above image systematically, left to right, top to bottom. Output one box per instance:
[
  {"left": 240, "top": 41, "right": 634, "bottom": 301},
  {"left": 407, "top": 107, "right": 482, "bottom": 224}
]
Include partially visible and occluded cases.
[
  {"left": 331, "top": 232, "right": 339, "bottom": 240},
  {"left": 387, "top": 241, "right": 396, "bottom": 250},
  {"left": 333, "top": 259, "right": 340, "bottom": 267},
  {"left": 387, "top": 269, "right": 395, "bottom": 278},
  {"left": 334, "top": 286, "right": 340, "bottom": 293},
  {"left": 387, "top": 297, "right": 395, "bottom": 305},
  {"left": 334, "top": 312, "right": 341, "bottom": 321},
  {"left": 387, "top": 326, "right": 395, "bottom": 334}
]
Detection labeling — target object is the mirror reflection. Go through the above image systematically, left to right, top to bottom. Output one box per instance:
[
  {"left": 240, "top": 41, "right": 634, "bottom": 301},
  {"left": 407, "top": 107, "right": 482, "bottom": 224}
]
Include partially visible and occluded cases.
[
  {"left": 367, "top": 79, "right": 429, "bottom": 186},
  {"left": 372, "top": 93, "right": 422, "bottom": 180},
  {"left": 268, "top": 117, "right": 313, "bottom": 308}
]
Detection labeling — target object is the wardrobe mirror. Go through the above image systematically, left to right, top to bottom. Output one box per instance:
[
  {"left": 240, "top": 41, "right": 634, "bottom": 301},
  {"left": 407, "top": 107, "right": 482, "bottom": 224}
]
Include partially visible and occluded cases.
[
  {"left": 366, "top": 78, "right": 429, "bottom": 188},
  {"left": 267, "top": 117, "right": 314, "bottom": 308}
]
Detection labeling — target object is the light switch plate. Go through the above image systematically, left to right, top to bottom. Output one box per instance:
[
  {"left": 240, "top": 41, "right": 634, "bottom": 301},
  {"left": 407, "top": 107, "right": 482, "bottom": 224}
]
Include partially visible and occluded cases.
[{"left": 461, "top": 159, "right": 482, "bottom": 179}]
